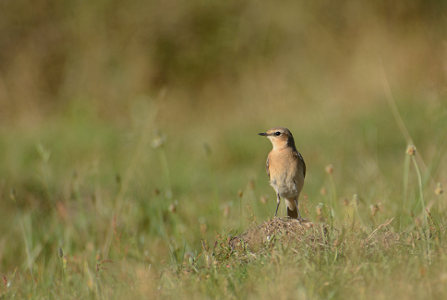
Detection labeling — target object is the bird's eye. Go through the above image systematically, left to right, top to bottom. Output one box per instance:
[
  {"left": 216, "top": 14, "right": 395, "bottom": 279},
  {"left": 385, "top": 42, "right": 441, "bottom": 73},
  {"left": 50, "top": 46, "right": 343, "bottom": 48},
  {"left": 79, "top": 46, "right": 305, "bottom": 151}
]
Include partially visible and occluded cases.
[{"left": 275, "top": 131, "right": 281, "bottom": 136}]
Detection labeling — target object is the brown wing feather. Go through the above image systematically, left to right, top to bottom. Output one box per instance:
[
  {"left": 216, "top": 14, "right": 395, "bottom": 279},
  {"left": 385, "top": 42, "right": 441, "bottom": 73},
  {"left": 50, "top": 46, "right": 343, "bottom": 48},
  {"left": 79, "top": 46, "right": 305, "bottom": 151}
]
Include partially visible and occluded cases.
[{"left": 294, "top": 150, "right": 306, "bottom": 178}]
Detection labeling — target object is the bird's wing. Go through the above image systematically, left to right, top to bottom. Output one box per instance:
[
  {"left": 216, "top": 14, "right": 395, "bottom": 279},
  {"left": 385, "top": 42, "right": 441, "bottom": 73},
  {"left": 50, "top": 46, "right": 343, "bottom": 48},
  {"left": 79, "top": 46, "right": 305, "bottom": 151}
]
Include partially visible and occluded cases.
[
  {"left": 294, "top": 150, "right": 306, "bottom": 178},
  {"left": 265, "top": 156, "right": 270, "bottom": 179}
]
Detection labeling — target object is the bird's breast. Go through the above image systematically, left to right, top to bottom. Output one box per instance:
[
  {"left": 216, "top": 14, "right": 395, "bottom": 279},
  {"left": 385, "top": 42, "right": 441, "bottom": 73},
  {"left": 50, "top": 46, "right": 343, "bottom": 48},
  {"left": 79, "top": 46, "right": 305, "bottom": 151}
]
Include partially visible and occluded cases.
[{"left": 268, "top": 149, "right": 302, "bottom": 198}]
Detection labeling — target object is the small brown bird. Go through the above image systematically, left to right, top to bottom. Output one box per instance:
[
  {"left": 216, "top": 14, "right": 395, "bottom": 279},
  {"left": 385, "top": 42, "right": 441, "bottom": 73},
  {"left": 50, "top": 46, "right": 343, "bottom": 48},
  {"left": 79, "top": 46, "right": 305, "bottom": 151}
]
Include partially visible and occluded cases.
[{"left": 259, "top": 127, "right": 306, "bottom": 219}]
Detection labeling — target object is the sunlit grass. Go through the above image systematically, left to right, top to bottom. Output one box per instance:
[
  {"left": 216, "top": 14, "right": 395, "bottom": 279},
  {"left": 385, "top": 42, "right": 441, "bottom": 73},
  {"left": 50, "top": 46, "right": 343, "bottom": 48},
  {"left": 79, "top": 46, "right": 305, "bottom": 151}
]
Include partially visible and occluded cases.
[{"left": 0, "top": 97, "right": 446, "bottom": 299}]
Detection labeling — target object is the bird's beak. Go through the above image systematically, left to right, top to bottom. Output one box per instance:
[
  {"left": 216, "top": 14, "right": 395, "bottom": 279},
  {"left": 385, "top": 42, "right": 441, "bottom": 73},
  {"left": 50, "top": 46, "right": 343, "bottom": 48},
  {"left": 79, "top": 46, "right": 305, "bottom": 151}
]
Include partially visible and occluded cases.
[{"left": 258, "top": 132, "right": 267, "bottom": 136}]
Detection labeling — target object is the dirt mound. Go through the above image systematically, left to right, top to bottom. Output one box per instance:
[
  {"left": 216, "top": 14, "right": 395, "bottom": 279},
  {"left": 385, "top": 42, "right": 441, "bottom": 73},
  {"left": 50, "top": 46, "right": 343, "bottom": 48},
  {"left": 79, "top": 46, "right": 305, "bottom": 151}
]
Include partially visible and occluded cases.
[{"left": 229, "top": 218, "right": 327, "bottom": 251}]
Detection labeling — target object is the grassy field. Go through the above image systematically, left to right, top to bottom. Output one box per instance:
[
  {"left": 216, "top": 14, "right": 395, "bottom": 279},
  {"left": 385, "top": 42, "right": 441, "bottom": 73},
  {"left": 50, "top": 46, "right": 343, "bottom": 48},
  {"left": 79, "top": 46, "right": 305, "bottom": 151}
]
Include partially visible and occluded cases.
[
  {"left": 1, "top": 1, "right": 447, "bottom": 299},
  {"left": 1, "top": 97, "right": 446, "bottom": 299}
]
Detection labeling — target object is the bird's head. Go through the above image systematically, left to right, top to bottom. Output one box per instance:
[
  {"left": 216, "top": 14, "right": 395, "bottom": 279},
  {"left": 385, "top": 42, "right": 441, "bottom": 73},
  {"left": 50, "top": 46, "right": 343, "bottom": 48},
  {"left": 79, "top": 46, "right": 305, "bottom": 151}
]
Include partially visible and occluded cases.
[{"left": 258, "top": 127, "right": 296, "bottom": 150}]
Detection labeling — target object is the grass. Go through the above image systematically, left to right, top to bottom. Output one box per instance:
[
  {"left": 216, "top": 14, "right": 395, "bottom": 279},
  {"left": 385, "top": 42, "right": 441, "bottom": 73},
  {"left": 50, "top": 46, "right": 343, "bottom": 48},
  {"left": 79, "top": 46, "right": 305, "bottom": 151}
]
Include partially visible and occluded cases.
[{"left": 0, "top": 96, "right": 446, "bottom": 299}]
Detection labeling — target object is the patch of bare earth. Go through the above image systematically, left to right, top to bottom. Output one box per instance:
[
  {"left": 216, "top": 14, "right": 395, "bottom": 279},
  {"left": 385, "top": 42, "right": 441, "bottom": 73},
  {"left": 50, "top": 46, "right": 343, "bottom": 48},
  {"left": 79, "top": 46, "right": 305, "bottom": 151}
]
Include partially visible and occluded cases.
[{"left": 229, "top": 218, "right": 328, "bottom": 252}]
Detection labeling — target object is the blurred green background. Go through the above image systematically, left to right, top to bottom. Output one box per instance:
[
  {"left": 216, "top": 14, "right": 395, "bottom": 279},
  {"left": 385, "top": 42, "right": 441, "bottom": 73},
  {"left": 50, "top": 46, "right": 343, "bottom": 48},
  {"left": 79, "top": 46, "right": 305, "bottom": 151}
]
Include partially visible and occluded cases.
[{"left": 0, "top": 0, "right": 447, "bottom": 298}]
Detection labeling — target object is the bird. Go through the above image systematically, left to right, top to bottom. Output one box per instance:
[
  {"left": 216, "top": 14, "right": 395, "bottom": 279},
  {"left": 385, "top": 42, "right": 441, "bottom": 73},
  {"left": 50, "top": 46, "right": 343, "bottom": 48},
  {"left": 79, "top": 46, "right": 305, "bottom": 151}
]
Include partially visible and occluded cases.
[{"left": 258, "top": 127, "right": 306, "bottom": 219}]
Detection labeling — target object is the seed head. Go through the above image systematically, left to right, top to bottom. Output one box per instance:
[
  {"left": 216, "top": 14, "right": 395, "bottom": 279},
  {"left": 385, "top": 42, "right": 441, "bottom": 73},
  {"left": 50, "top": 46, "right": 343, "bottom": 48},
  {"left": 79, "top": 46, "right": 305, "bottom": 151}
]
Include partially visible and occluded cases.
[
  {"left": 151, "top": 131, "right": 166, "bottom": 148},
  {"left": 406, "top": 145, "right": 416, "bottom": 156},
  {"left": 325, "top": 164, "right": 334, "bottom": 175},
  {"left": 248, "top": 180, "right": 255, "bottom": 190},
  {"left": 435, "top": 182, "right": 443, "bottom": 195},
  {"left": 320, "top": 187, "right": 327, "bottom": 196},
  {"left": 9, "top": 188, "right": 16, "bottom": 202},
  {"left": 260, "top": 195, "right": 267, "bottom": 204},
  {"left": 169, "top": 202, "right": 177, "bottom": 213},
  {"left": 316, "top": 203, "right": 324, "bottom": 215},
  {"left": 370, "top": 204, "right": 379, "bottom": 216},
  {"left": 223, "top": 205, "right": 230, "bottom": 217},
  {"left": 200, "top": 223, "right": 207, "bottom": 234}
]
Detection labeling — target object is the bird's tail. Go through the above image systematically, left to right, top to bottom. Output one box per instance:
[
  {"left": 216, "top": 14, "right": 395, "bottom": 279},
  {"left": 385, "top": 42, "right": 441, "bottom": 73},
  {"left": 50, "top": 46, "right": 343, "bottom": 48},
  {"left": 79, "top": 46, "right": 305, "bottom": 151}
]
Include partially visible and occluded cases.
[
  {"left": 285, "top": 198, "right": 299, "bottom": 219},
  {"left": 287, "top": 206, "right": 298, "bottom": 218}
]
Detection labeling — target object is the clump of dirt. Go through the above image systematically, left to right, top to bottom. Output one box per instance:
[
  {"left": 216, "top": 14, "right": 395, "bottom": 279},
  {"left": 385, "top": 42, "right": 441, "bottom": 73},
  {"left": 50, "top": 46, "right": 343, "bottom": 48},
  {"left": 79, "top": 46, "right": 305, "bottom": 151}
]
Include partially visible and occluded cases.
[{"left": 229, "top": 218, "right": 328, "bottom": 252}]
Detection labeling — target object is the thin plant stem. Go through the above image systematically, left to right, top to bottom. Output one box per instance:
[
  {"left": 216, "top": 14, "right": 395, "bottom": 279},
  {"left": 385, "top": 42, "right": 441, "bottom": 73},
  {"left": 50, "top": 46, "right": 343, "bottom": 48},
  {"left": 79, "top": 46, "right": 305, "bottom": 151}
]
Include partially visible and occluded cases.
[
  {"left": 381, "top": 62, "right": 434, "bottom": 186},
  {"left": 102, "top": 109, "right": 154, "bottom": 257},
  {"left": 159, "top": 147, "right": 172, "bottom": 198},
  {"left": 401, "top": 154, "right": 411, "bottom": 229},
  {"left": 412, "top": 155, "right": 431, "bottom": 262},
  {"left": 412, "top": 156, "right": 426, "bottom": 226},
  {"left": 329, "top": 174, "right": 337, "bottom": 228},
  {"left": 20, "top": 217, "right": 34, "bottom": 282}
]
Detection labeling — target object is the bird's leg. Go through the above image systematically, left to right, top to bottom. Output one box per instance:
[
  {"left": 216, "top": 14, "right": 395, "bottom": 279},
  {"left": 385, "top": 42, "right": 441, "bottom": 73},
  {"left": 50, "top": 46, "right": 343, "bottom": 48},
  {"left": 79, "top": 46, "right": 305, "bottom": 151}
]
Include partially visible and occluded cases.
[{"left": 275, "top": 193, "right": 281, "bottom": 217}]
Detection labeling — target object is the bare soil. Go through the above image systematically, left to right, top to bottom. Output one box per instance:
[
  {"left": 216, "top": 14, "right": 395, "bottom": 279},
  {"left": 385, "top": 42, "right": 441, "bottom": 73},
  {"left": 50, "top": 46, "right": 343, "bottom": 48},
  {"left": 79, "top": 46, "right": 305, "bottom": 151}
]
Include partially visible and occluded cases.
[{"left": 229, "top": 218, "right": 328, "bottom": 251}]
